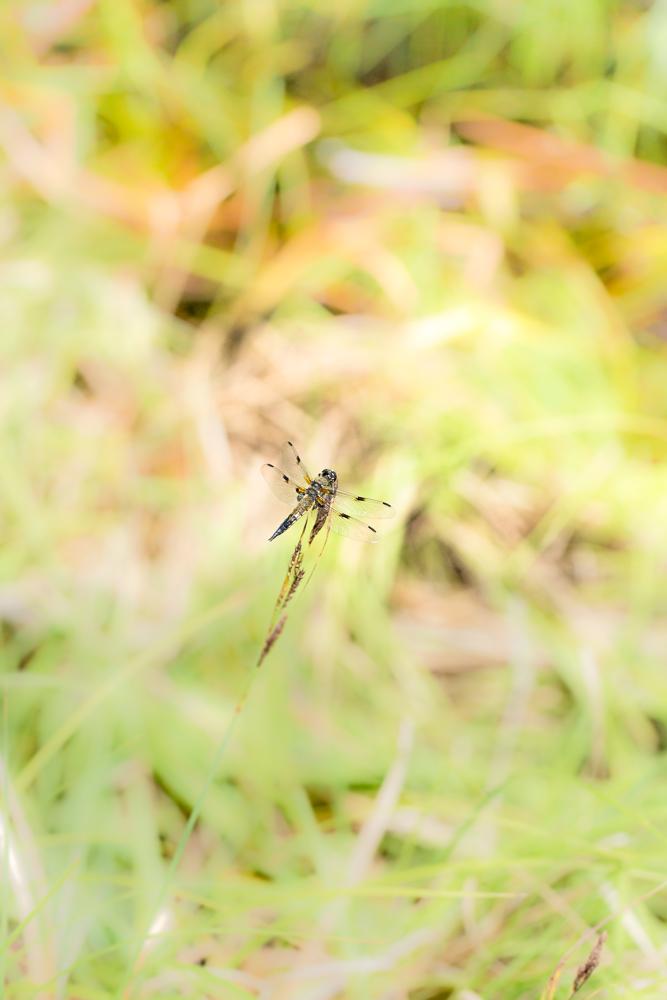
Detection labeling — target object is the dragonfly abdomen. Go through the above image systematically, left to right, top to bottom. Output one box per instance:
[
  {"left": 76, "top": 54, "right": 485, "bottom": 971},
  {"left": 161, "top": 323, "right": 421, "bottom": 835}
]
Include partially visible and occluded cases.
[{"left": 268, "top": 496, "right": 313, "bottom": 541}]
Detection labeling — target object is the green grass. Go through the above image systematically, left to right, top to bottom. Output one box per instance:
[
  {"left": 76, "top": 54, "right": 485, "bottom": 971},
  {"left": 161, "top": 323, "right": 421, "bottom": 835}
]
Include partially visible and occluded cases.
[{"left": 2, "top": 1, "right": 667, "bottom": 997}]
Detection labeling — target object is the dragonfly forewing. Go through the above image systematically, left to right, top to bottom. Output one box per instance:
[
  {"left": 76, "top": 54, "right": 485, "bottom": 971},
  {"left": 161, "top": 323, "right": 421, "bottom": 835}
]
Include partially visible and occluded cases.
[
  {"left": 279, "top": 441, "right": 312, "bottom": 484},
  {"left": 261, "top": 464, "right": 307, "bottom": 504},
  {"left": 330, "top": 490, "right": 394, "bottom": 520}
]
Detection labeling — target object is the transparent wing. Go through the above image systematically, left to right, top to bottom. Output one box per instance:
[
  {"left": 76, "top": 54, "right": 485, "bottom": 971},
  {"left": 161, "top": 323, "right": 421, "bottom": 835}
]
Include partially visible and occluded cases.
[
  {"left": 278, "top": 441, "right": 312, "bottom": 485},
  {"left": 261, "top": 464, "right": 308, "bottom": 505},
  {"left": 331, "top": 488, "right": 394, "bottom": 519},
  {"left": 327, "top": 509, "right": 382, "bottom": 543}
]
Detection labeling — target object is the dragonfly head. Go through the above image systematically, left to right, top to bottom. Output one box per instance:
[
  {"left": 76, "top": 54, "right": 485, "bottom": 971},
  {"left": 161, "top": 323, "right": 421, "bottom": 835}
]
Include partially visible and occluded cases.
[{"left": 320, "top": 468, "right": 338, "bottom": 487}]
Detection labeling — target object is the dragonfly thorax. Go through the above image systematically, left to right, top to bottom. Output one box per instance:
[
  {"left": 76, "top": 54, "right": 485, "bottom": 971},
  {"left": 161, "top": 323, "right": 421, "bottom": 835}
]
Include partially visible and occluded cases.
[{"left": 307, "top": 468, "right": 337, "bottom": 506}]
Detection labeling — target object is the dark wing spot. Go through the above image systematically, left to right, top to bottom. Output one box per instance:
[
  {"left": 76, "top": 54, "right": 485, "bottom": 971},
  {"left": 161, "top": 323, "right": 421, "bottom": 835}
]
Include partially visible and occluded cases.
[
  {"left": 288, "top": 440, "right": 293, "bottom": 446},
  {"left": 296, "top": 455, "right": 301, "bottom": 464},
  {"left": 267, "top": 463, "right": 274, "bottom": 468},
  {"left": 282, "top": 475, "right": 289, "bottom": 483},
  {"left": 356, "top": 495, "right": 365, "bottom": 501},
  {"left": 383, "top": 502, "right": 392, "bottom": 508},
  {"left": 340, "top": 513, "right": 350, "bottom": 520},
  {"left": 369, "top": 526, "right": 377, "bottom": 533}
]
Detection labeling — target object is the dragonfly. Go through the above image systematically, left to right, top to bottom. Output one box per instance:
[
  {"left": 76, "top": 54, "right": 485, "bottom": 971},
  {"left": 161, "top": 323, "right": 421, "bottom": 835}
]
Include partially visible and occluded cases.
[{"left": 262, "top": 441, "right": 393, "bottom": 544}]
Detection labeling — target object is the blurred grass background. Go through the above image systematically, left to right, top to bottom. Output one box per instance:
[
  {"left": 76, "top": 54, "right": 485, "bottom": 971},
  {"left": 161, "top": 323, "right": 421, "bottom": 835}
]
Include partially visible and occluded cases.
[{"left": 2, "top": 1, "right": 667, "bottom": 997}]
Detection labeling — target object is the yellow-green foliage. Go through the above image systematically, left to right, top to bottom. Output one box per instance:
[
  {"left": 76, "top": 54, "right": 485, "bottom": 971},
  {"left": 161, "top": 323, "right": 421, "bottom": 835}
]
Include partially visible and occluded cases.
[{"left": 2, "top": 2, "right": 667, "bottom": 998}]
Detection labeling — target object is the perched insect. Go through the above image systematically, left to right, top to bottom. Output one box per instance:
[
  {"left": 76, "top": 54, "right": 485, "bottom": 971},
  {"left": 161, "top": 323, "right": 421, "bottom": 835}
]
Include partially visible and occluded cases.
[{"left": 262, "top": 441, "right": 393, "bottom": 544}]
